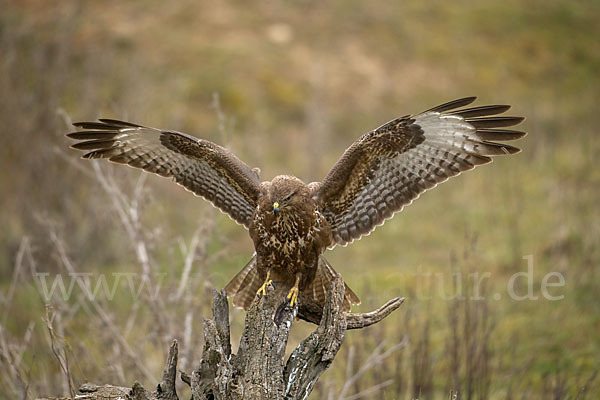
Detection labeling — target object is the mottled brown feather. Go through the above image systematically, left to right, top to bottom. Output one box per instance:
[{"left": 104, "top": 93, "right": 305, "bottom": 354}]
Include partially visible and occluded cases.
[
  {"left": 313, "top": 97, "right": 526, "bottom": 247},
  {"left": 68, "top": 120, "right": 262, "bottom": 228}
]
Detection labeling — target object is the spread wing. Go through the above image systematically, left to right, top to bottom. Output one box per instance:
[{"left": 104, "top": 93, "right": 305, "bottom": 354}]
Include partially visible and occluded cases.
[
  {"left": 312, "top": 97, "right": 526, "bottom": 247},
  {"left": 67, "top": 119, "right": 262, "bottom": 228}
]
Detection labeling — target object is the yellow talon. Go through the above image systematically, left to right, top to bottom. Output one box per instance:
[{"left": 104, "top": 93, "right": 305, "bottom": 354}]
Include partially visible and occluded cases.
[
  {"left": 256, "top": 271, "right": 273, "bottom": 298},
  {"left": 256, "top": 279, "right": 273, "bottom": 297},
  {"left": 286, "top": 286, "right": 299, "bottom": 307}
]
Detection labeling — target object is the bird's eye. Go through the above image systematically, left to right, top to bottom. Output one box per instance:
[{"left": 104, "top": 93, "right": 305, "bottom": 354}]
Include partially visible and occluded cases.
[{"left": 283, "top": 191, "right": 295, "bottom": 202}]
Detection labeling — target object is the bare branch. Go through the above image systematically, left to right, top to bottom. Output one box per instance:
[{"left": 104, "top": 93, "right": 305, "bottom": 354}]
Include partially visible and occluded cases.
[
  {"left": 173, "top": 227, "right": 202, "bottom": 301},
  {"left": 2, "top": 236, "right": 31, "bottom": 326},
  {"left": 296, "top": 294, "right": 405, "bottom": 329},
  {"left": 87, "top": 299, "right": 156, "bottom": 382},
  {"left": 44, "top": 306, "right": 76, "bottom": 398},
  {"left": 337, "top": 338, "right": 407, "bottom": 399},
  {"left": 342, "top": 379, "right": 394, "bottom": 400}
]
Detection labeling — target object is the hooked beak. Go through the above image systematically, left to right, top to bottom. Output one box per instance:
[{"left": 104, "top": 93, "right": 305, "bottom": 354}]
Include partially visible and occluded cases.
[{"left": 273, "top": 202, "right": 280, "bottom": 216}]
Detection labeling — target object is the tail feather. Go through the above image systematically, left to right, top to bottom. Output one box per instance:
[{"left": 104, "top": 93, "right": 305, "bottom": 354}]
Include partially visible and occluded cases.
[
  {"left": 224, "top": 255, "right": 262, "bottom": 310},
  {"left": 224, "top": 255, "right": 360, "bottom": 312},
  {"left": 308, "top": 257, "right": 360, "bottom": 312}
]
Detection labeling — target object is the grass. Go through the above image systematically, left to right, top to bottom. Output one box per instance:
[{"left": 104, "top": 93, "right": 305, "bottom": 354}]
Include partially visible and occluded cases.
[{"left": 1, "top": 0, "right": 599, "bottom": 398}]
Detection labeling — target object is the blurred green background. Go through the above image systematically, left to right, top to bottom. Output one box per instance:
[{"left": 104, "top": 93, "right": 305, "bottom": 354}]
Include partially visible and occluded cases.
[{"left": 1, "top": 0, "right": 599, "bottom": 399}]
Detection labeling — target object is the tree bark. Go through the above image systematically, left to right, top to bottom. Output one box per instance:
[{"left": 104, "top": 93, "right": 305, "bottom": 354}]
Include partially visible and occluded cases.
[{"left": 38, "top": 276, "right": 403, "bottom": 400}]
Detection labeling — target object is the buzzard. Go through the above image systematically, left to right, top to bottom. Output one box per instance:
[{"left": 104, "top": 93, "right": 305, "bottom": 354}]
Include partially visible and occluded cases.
[{"left": 68, "top": 97, "right": 525, "bottom": 312}]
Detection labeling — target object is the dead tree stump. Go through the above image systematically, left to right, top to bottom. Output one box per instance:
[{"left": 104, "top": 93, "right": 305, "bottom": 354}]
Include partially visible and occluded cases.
[{"left": 38, "top": 276, "right": 403, "bottom": 400}]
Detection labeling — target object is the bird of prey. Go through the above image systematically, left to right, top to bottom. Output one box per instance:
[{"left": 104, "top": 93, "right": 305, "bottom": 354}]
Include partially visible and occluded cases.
[{"left": 68, "top": 97, "right": 525, "bottom": 313}]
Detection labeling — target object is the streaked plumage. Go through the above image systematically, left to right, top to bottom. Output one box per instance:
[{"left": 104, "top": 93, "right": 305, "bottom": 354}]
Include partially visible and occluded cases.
[{"left": 68, "top": 97, "right": 526, "bottom": 312}]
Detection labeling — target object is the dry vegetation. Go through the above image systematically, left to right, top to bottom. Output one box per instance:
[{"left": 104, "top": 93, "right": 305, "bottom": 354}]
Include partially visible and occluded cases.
[{"left": 1, "top": 0, "right": 599, "bottom": 399}]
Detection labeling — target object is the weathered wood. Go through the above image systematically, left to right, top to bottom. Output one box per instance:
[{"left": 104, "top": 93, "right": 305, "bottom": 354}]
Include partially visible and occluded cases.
[
  {"left": 38, "top": 276, "right": 403, "bottom": 400},
  {"left": 187, "top": 276, "right": 402, "bottom": 399},
  {"left": 283, "top": 277, "right": 347, "bottom": 399},
  {"left": 228, "top": 283, "right": 297, "bottom": 398},
  {"left": 211, "top": 289, "right": 232, "bottom": 358},
  {"left": 297, "top": 293, "right": 405, "bottom": 329},
  {"left": 192, "top": 317, "right": 232, "bottom": 399},
  {"left": 156, "top": 341, "right": 179, "bottom": 400},
  {"left": 37, "top": 342, "right": 180, "bottom": 400},
  {"left": 36, "top": 383, "right": 130, "bottom": 400}
]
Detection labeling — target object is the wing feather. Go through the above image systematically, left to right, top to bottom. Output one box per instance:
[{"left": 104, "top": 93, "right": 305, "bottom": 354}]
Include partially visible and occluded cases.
[
  {"left": 314, "top": 97, "right": 526, "bottom": 247},
  {"left": 67, "top": 119, "right": 262, "bottom": 228}
]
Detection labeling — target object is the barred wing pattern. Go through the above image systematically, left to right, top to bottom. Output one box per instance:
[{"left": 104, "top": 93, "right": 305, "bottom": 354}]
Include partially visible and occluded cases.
[
  {"left": 313, "top": 97, "right": 526, "bottom": 247},
  {"left": 68, "top": 119, "right": 262, "bottom": 228}
]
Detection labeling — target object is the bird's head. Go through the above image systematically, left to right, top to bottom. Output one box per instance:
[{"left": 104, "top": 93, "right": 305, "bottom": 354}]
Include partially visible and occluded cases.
[{"left": 268, "top": 175, "right": 310, "bottom": 217}]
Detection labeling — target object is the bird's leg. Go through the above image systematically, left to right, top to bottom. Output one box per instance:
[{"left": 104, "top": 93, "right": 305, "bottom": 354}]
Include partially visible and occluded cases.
[
  {"left": 256, "top": 269, "right": 274, "bottom": 298},
  {"left": 286, "top": 273, "right": 302, "bottom": 308}
]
